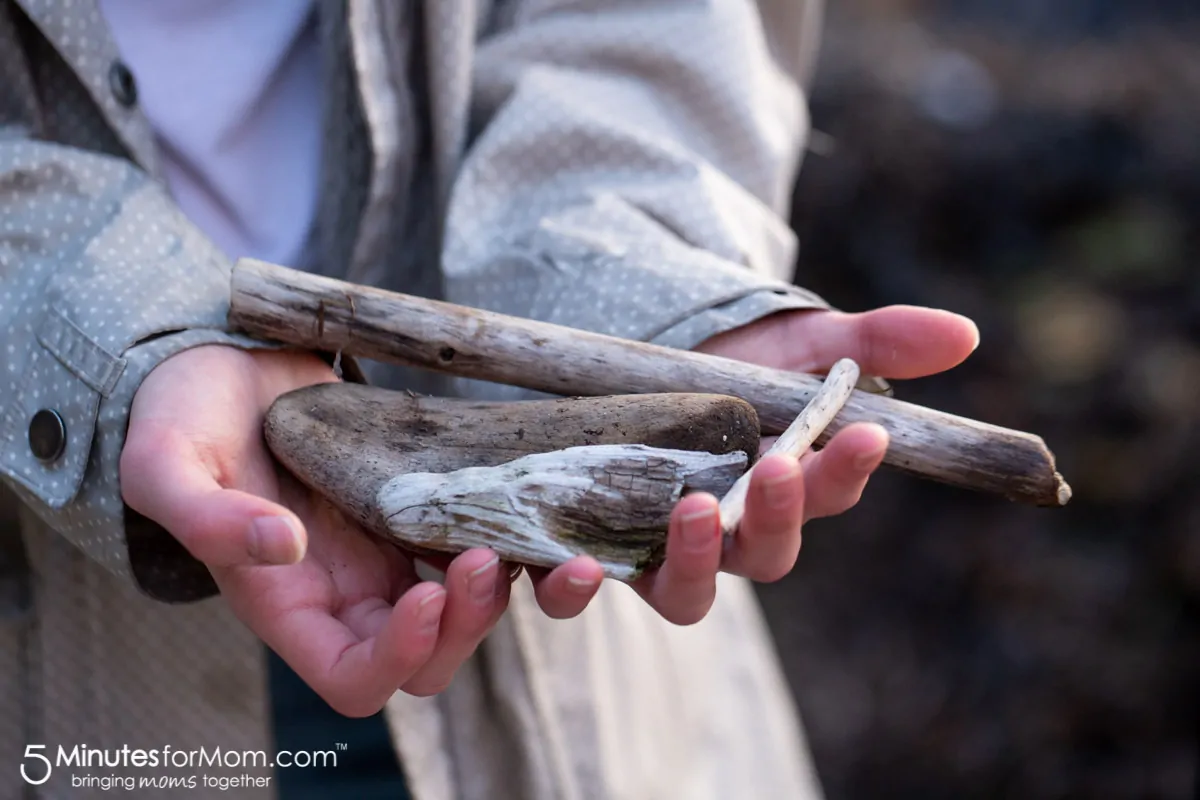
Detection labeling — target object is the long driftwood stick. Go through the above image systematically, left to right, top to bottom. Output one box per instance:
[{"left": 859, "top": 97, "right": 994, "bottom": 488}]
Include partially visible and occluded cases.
[
  {"left": 229, "top": 259, "right": 1072, "bottom": 507},
  {"left": 718, "top": 358, "right": 861, "bottom": 535}
]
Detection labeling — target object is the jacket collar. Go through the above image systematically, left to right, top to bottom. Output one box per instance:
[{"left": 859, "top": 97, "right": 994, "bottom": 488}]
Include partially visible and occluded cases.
[{"left": 15, "top": 0, "right": 162, "bottom": 178}]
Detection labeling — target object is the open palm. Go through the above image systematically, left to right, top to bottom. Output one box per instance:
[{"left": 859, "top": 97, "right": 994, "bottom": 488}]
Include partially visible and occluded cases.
[{"left": 121, "top": 346, "right": 510, "bottom": 715}]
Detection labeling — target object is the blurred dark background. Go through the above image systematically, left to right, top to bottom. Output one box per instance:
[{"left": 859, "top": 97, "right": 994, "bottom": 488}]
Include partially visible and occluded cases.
[{"left": 758, "top": 1, "right": 1199, "bottom": 798}]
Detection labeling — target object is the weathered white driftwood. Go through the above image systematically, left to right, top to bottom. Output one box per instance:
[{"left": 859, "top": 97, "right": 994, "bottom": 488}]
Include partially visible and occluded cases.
[
  {"left": 232, "top": 259, "right": 1072, "bottom": 507},
  {"left": 718, "top": 358, "right": 861, "bottom": 535},
  {"left": 378, "top": 446, "right": 747, "bottom": 579}
]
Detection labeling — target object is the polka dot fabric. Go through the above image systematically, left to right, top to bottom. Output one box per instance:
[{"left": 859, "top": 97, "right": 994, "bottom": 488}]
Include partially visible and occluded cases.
[
  {"left": 2, "top": 0, "right": 830, "bottom": 583},
  {"left": 18, "top": 0, "right": 163, "bottom": 174},
  {"left": 443, "top": 0, "right": 830, "bottom": 400},
  {"left": 0, "top": 2, "right": 830, "bottom": 798},
  {"left": 0, "top": 141, "right": 267, "bottom": 586}
]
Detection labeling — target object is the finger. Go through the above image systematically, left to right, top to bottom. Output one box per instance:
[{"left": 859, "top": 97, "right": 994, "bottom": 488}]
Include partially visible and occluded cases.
[
  {"left": 784, "top": 306, "right": 980, "bottom": 378},
  {"left": 799, "top": 423, "right": 889, "bottom": 521},
  {"left": 120, "top": 426, "right": 305, "bottom": 566},
  {"left": 720, "top": 455, "right": 805, "bottom": 583},
  {"left": 635, "top": 492, "right": 722, "bottom": 626},
  {"left": 402, "top": 549, "right": 510, "bottom": 696},
  {"left": 410, "top": 554, "right": 523, "bottom": 584},
  {"left": 531, "top": 557, "right": 605, "bottom": 619},
  {"left": 265, "top": 582, "right": 447, "bottom": 718}
]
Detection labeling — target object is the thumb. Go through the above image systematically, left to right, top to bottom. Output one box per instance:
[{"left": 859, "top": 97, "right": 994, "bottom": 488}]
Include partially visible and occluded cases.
[{"left": 120, "top": 430, "right": 307, "bottom": 567}]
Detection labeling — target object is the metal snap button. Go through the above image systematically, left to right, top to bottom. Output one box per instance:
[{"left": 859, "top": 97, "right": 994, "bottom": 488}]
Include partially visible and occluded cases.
[
  {"left": 109, "top": 60, "right": 138, "bottom": 108},
  {"left": 28, "top": 409, "right": 66, "bottom": 463}
]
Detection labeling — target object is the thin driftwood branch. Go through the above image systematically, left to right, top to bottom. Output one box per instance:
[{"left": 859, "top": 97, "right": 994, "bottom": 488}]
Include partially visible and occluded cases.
[
  {"left": 231, "top": 259, "right": 1072, "bottom": 507},
  {"left": 719, "top": 358, "right": 861, "bottom": 535}
]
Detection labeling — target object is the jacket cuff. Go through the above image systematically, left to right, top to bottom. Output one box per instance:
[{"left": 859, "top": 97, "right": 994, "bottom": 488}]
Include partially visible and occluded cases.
[
  {"left": 1, "top": 177, "right": 233, "bottom": 503},
  {"left": 443, "top": 195, "right": 832, "bottom": 400},
  {"left": 448, "top": 195, "right": 824, "bottom": 334},
  {"left": 648, "top": 285, "right": 828, "bottom": 351},
  {"left": 4, "top": 325, "right": 271, "bottom": 600}
]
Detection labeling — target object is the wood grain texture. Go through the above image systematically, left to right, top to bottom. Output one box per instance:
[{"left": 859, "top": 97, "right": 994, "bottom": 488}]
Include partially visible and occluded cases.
[
  {"left": 234, "top": 259, "right": 1072, "bottom": 507},
  {"left": 265, "top": 385, "right": 761, "bottom": 566},
  {"left": 377, "top": 446, "right": 747, "bottom": 579}
]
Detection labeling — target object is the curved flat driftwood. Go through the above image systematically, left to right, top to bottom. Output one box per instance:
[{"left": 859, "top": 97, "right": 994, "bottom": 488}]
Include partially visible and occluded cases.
[
  {"left": 234, "top": 259, "right": 1072, "bottom": 507},
  {"left": 265, "top": 385, "right": 762, "bottom": 555},
  {"left": 378, "top": 446, "right": 746, "bottom": 580}
]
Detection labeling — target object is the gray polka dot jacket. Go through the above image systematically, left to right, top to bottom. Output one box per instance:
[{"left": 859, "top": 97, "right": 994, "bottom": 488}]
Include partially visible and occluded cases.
[{"left": 0, "top": 1, "right": 829, "bottom": 798}]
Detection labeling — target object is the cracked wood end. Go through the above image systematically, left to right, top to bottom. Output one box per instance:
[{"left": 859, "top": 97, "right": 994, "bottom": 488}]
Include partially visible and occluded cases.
[{"left": 378, "top": 446, "right": 746, "bottom": 580}]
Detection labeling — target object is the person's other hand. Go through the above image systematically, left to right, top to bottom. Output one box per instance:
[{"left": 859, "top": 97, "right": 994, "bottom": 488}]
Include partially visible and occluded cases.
[
  {"left": 528, "top": 305, "right": 980, "bottom": 624},
  {"left": 121, "top": 345, "right": 510, "bottom": 715}
]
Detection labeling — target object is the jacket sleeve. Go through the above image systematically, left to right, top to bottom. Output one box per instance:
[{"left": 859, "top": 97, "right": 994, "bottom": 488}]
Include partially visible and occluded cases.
[
  {"left": 442, "top": 0, "right": 829, "bottom": 399},
  {"left": 0, "top": 137, "right": 266, "bottom": 599}
]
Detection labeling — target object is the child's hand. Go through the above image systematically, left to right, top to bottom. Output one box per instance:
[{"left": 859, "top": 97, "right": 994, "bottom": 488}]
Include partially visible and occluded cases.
[
  {"left": 526, "top": 305, "right": 980, "bottom": 625},
  {"left": 122, "top": 345, "right": 511, "bottom": 715}
]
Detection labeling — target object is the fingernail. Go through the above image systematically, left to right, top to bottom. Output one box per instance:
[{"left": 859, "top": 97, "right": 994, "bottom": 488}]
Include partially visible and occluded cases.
[
  {"left": 854, "top": 443, "right": 888, "bottom": 472},
  {"left": 762, "top": 467, "right": 800, "bottom": 510},
  {"left": 680, "top": 506, "right": 717, "bottom": 550},
  {"left": 249, "top": 516, "right": 303, "bottom": 565},
  {"left": 468, "top": 556, "right": 500, "bottom": 606},
  {"left": 565, "top": 574, "right": 600, "bottom": 595},
  {"left": 418, "top": 589, "right": 445, "bottom": 634}
]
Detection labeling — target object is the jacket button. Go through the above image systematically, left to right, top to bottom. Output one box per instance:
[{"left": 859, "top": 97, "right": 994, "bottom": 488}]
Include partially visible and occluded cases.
[
  {"left": 109, "top": 60, "right": 138, "bottom": 108},
  {"left": 28, "top": 410, "right": 67, "bottom": 463}
]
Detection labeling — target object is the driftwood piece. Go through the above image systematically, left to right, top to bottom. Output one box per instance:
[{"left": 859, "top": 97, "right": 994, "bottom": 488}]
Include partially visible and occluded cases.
[
  {"left": 233, "top": 258, "right": 1072, "bottom": 507},
  {"left": 719, "top": 358, "right": 861, "bottom": 535},
  {"left": 266, "top": 385, "right": 761, "bottom": 570},
  {"left": 378, "top": 446, "right": 746, "bottom": 580}
]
